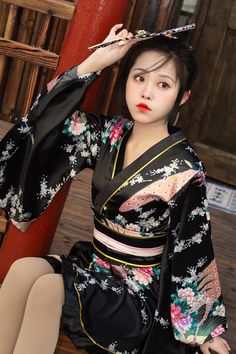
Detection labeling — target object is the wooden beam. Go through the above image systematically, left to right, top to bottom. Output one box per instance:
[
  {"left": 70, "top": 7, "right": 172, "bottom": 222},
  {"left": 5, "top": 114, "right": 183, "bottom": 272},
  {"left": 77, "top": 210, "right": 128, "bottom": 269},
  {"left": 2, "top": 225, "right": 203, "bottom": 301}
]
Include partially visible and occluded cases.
[
  {"left": 0, "top": 0, "right": 75, "bottom": 20},
  {"left": 0, "top": 37, "right": 58, "bottom": 69}
]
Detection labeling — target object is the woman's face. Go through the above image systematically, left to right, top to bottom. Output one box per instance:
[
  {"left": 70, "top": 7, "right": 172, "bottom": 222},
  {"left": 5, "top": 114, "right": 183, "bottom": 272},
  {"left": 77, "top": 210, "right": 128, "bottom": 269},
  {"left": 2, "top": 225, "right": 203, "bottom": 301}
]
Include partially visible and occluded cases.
[{"left": 125, "top": 50, "right": 180, "bottom": 125}]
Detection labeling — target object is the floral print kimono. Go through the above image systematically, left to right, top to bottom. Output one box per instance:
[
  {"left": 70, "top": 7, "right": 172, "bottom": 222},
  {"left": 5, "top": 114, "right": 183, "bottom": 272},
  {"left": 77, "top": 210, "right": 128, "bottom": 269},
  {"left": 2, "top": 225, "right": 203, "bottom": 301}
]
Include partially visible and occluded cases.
[{"left": 0, "top": 66, "right": 227, "bottom": 354}]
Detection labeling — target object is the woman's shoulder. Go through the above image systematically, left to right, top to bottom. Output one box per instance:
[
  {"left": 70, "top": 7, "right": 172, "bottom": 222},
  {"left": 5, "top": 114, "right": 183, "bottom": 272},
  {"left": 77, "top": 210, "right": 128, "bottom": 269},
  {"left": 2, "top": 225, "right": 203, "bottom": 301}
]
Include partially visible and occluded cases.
[{"left": 181, "top": 139, "right": 205, "bottom": 172}]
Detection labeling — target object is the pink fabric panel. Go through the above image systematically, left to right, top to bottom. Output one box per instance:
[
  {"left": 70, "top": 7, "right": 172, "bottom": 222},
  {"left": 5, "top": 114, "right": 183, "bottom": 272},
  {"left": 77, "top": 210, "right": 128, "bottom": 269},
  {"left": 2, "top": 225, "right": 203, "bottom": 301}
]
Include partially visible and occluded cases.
[
  {"left": 119, "top": 169, "right": 197, "bottom": 212},
  {"left": 93, "top": 228, "right": 164, "bottom": 257}
]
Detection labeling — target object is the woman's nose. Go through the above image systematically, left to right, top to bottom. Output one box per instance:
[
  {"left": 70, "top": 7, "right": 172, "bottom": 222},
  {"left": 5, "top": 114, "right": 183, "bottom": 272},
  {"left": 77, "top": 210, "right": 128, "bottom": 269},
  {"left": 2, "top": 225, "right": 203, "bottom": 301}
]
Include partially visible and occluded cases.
[
  {"left": 141, "top": 82, "right": 153, "bottom": 100},
  {"left": 141, "top": 92, "right": 151, "bottom": 100}
]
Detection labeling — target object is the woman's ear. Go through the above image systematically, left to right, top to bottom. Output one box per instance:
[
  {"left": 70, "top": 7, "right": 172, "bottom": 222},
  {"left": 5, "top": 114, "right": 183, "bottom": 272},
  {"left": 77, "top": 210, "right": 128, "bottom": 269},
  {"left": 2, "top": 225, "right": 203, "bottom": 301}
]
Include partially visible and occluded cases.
[{"left": 179, "top": 90, "right": 191, "bottom": 106}]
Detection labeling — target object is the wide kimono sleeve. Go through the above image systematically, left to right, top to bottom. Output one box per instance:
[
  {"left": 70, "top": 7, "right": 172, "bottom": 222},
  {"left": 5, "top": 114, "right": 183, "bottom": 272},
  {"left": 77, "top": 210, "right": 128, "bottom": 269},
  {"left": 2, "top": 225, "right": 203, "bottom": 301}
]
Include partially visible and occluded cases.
[
  {"left": 0, "top": 66, "right": 109, "bottom": 228},
  {"left": 143, "top": 171, "right": 228, "bottom": 354},
  {"left": 168, "top": 172, "right": 228, "bottom": 346}
]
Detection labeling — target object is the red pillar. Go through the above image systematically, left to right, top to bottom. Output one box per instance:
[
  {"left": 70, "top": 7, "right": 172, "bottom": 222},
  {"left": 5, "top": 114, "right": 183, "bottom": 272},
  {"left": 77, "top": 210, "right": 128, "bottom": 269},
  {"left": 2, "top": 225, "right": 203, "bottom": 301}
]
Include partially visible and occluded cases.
[
  {"left": 0, "top": 0, "right": 129, "bottom": 282},
  {"left": 56, "top": 0, "right": 129, "bottom": 111}
]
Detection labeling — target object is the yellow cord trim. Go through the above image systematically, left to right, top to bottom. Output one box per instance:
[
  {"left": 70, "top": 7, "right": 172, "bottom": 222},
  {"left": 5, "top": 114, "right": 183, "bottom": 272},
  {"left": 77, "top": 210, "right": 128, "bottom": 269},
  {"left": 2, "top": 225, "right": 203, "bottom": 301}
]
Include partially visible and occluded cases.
[
  {"left": 111, "top": 130, "right": 129, "bottom": 180},
  {"left": 100, "top": 138, "right": 186, "bottom": 213},
  {"left": 94, "top": 215, "right": 167, "bottom": 239},
  {"left": 92, "top": 242, "right": 161, "bottom": 268},
  {"left": 73, "top": 271, "right": 116, "bottom": 353}
]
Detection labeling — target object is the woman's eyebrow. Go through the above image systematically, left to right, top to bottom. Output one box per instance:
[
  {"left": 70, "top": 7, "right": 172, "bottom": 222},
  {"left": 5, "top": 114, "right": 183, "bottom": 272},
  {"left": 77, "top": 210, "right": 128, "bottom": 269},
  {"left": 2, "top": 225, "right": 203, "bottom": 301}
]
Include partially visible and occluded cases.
[
  {"left": 132, "top": 68, "right": 148, "bottom": 73},
  {"left": 132, "top": 69, "right": 176, "bottom": 83},
  {"left": 159, "top": 74, "right": 176, "bottom": 83}
]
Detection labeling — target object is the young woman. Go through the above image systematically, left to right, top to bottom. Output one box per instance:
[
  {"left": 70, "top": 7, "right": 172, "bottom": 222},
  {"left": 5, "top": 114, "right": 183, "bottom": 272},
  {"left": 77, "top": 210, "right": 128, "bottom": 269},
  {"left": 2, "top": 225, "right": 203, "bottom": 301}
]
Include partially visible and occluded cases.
[{"left": 0, "top": 24, "right": 230, "bottom": 354}]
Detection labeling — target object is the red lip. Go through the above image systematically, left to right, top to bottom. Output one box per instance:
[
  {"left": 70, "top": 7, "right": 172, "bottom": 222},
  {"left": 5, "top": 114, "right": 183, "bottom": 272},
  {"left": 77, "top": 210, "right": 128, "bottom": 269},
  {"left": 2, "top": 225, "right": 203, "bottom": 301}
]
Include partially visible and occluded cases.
[{"left": 136, "top": 103, "right": 151, "bottom": 112}]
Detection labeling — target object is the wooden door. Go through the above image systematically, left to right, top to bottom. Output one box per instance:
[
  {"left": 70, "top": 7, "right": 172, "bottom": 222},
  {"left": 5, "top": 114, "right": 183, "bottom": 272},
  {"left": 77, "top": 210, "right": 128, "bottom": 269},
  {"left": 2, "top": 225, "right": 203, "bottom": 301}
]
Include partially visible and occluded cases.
[{"left": 178, "top": 0, "right": 236, "bottom": 186}]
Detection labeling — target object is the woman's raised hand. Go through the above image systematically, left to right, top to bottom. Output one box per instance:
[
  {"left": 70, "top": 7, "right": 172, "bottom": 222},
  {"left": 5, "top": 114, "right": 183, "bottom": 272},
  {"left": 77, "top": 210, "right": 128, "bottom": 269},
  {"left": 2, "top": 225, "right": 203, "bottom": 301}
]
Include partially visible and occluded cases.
[
  {"left": 77, "top": 24, "right": 136, "bottom": 76},
  {"left": 94, "top": 24, "right": 135, "bottom": 65},
  {"left": 200, "top": 336, "right": 231, "bottom": 354}
]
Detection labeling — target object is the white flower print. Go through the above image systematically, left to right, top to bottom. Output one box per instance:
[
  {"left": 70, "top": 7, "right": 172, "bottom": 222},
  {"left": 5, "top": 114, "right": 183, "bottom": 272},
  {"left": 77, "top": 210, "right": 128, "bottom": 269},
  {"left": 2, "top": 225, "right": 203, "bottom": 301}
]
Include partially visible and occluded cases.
[
  {"left": 62, "top": 121, "right": 101, "bottom": 167},
  {"left": 0, "top": 140, "right": 16, "bottom": 163},
  {"left": 91, "top": 143, "right": 99, "bottom": 156},
  {"left": 64, "top": 144, "right": 73, "bottom": 153},
  {"left": 185, "top": 145, "right": 197, "bottom": 156},
  {"left": 80, "top": 150, "right": 90, "bottom": 158},
  {"left": 69, "top": 155, "right": 77, "bottom": 164},
  {"left": 148, "top": 159, "right": 181, "bottom": 178},
  {"left": 0, "top": 164, "right": 6, "bottom": 187},
  {"left": 70, "top": 169, "right": 76, "bottom": 178},
  {"left": 121, "top": 173, "right": 152, "bottom": 189},
  {"left": 37, "top": 175, "right": 68, "bottom": 205},
  {"left": 0, "top": 187, "right": 32, "bottom": 221},
  {"left": 167, "top": 199, "right": 177, "bottom": 209},
  {"left": 188, "top": 207, "right": 205, "bottom": 220},
  {"left": 138, "top": 208, "right": 156, "bottom": 219},
  {"left": 139, "top": 209, "right": 170, "bottom": 231},
  {"left": 115, "top": 214, "right": 127, "bottom": 227},
  {"left": 173, "top": 222, "right": 209, "bottom": 253},
  {"left": 126, "top": 223, "right": 141, "bottom": 232},
  {"left": 191, "top": 233, "right": 203, "bottom": 244},
  {"left": 174, "top": 240, "right": 185, "bottom": 253},
  {"left": 171, "top": 257, "right": 207, "bottom": 286},
  {"left": 124, "top": 277, "right": 140, "bottom": 293},
  {"left": 100, "top": 279, "right": 109, "bottom": 290},
  {"left": 177, "top": 287, "right": 195, "bottom": 306},
  {"left": 213, "top": 305, "right": 226, "bottom": 317},
  {"left": 141, "top": 307, "right": 149, "bottom": 324},
  {"left": 154, "top": 310, "right": 169, "bottom": 328},
  {"left": 108, "top": 342, "right": 139, "bottom": 354}
]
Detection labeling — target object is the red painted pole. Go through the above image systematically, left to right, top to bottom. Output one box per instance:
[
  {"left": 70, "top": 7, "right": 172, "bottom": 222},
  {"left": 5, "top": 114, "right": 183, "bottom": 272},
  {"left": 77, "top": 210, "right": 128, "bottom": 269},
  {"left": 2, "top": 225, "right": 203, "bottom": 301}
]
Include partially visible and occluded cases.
[
  {"left": 0, "top": 0, "right": 129, "bottom": 282},
  {"left": 56, "top": 0, "right": 129, "bottom": 111}
]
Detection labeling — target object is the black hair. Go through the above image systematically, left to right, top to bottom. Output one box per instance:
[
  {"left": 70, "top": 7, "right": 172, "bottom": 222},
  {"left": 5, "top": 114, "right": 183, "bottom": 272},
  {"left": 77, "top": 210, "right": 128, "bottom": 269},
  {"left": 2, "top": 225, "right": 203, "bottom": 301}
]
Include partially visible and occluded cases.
[{"left": 118, "top": 35, "right": 198, "bottom": 120}]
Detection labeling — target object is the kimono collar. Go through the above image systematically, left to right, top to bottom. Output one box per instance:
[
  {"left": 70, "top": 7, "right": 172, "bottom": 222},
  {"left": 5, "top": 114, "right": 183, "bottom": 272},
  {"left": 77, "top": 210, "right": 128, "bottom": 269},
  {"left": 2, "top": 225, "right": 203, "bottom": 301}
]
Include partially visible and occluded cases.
[{"left": 93, "top": 125, "right": 187, "bottom": 215}]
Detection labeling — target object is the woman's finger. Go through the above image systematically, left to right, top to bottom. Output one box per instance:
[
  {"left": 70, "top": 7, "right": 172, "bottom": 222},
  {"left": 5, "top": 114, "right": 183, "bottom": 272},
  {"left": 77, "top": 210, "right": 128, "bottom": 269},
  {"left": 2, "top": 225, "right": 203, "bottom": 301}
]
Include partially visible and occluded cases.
[
  {"left": 109, "top": 23, "right": 123, "bottom": 36},
  {"left": 116, "top": 28, "right": 129, "bottom": 39},
  {"left": 128, "top": 32, "right": 133, "bottom": 39},
  {"left": 220, "top": 337, "right": 231, "bottom": 351},
  {"left": 201, "top": 348, "right": 211, "bottom": 354}
]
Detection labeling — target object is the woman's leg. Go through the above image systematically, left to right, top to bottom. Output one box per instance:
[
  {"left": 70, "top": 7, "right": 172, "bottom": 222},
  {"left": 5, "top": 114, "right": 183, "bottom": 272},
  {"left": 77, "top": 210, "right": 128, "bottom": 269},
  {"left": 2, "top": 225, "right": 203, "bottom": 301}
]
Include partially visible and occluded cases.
[
  {"left": 0, "top": 257, "right": 55, "bottom": 354},
  {"left": 13, "top": 273, "right": 64, "bottom": 354}
]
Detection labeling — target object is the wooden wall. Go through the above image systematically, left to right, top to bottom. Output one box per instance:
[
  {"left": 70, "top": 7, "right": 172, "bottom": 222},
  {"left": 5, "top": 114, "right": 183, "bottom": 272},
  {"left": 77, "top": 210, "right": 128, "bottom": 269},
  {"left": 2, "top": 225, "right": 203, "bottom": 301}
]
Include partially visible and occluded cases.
[{"left": 0, "top": 0, "right": 73, "bottom": 123}]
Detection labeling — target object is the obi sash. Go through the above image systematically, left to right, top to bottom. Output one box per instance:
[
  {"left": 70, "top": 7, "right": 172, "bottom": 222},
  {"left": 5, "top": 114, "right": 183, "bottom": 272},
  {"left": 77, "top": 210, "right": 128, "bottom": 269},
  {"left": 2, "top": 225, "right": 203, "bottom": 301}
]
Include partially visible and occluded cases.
[{"left": 92, "top": 217, "right": 168, "bottom": 268}]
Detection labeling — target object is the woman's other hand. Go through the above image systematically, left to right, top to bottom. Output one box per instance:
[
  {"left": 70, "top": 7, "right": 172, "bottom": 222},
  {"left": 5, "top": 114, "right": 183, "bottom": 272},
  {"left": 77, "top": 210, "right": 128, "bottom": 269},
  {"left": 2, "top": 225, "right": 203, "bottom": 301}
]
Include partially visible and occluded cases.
[{"left": 200, "top": 336, "right": 231, "bottom": 354}]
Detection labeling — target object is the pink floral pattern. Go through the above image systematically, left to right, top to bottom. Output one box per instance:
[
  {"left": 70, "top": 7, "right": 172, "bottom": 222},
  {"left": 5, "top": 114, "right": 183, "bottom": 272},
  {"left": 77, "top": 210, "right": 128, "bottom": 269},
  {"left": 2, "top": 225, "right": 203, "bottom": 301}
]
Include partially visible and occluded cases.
[
  {"left": 63, "top": 111, "right": 88, "bottom": 137},
  {"left": 102, "top": 117, "right": 131, "bottom": 151},
  {"left": 109, "top": 124, "right": 123, "bottom": 146},
  {"left": 126, "top": 223, "right": 141, "bottom": 232},
  {"left": 93, "top": 255, "right": 110, "bottom": 272},
  {"left": 132, "top": 267, "right": 154, "bottom": 286},
  {"left": 177, "top": 287, "right": 195, "bottom": 306},
  {"left": 171, "top": 303, "right": 182, "bottom": 325},
  {"left": 171, "top": 304, "right": 193, "bottom": 332},
  {"left": 211, "top": 324, "right": 225, "bottom": 338}
]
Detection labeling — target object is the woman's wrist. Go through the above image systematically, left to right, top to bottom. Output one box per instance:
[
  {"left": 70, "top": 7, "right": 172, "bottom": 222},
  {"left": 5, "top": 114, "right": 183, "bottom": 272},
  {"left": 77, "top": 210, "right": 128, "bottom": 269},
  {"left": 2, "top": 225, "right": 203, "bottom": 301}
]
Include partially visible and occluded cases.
[{"left": 76, "top": 52, "right": 108, "bottom": 77}]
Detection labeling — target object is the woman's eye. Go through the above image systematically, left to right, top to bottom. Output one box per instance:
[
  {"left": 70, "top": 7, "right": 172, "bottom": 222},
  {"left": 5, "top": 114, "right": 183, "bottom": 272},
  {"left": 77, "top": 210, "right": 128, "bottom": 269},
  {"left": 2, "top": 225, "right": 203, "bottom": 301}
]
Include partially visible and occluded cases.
[
  {"left": 134, "top": 75, "right": 144, "bottom": 82},
  {"left": 159, "top": 82, "right": 170, "bottom": 89}
]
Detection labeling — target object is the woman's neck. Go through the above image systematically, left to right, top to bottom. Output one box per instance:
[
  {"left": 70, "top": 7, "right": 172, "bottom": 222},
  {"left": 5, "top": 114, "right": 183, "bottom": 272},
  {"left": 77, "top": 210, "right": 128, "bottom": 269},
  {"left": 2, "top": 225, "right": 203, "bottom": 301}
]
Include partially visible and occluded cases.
[{"left": 130, "top": 121, "right": 169, "bottom": 147}]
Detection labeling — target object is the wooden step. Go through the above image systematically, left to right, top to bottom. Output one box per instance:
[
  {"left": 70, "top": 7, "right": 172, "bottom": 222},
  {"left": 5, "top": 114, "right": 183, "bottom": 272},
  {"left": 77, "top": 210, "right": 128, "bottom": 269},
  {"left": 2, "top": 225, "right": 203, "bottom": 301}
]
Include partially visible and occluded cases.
[{"left": 55, "top": 333, "right": 88, "bottom": 354}]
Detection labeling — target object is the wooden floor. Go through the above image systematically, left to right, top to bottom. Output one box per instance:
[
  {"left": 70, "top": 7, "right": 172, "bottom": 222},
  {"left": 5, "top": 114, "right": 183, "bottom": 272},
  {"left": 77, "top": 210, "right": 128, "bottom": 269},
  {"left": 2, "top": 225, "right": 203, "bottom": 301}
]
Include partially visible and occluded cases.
[{"left": 51, "top": 169, "right": 236, "bottom": 354}]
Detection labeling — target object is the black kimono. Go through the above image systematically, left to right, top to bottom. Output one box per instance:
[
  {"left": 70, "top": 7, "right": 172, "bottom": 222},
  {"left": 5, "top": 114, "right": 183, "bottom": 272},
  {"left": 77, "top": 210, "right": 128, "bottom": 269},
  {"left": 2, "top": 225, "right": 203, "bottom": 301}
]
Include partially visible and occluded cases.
[{"left": 0, "top": 67, "right": 227, "bottom": 354}]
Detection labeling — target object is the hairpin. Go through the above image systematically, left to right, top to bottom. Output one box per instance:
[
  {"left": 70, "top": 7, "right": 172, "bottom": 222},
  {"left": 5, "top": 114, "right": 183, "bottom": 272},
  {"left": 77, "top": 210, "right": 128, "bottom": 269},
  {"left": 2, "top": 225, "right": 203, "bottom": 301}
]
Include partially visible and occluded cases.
[{"left": 88, "top": 23, "right": 196, "bottom": 51}]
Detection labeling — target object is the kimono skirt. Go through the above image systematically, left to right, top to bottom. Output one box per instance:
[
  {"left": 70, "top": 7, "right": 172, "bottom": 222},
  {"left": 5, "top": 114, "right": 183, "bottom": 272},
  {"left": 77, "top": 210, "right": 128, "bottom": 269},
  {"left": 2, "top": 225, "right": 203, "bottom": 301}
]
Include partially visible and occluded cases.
[{"left": 44, "top": 215, "right": 167, "bottom": 354}]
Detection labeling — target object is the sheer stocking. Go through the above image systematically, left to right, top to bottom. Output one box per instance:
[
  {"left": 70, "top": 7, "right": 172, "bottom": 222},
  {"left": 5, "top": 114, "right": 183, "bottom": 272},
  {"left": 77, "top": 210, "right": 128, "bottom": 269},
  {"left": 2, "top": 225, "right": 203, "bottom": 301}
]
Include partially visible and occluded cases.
[
  {"left": 0, "top": 257, "right": 64, "bottom": 354},
  {"left": 13, "top": 273, "right": 64, "bottom": 354}
]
